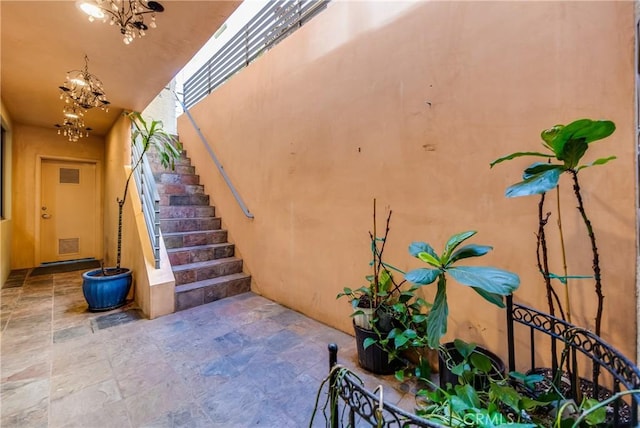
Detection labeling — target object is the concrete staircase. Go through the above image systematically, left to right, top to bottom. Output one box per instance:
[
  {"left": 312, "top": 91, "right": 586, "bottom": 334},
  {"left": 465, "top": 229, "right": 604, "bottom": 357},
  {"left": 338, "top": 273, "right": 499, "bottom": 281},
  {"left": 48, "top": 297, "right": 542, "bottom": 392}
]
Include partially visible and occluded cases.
[{"left": 147, "top": 148, "right": 251, "bottom": 311}]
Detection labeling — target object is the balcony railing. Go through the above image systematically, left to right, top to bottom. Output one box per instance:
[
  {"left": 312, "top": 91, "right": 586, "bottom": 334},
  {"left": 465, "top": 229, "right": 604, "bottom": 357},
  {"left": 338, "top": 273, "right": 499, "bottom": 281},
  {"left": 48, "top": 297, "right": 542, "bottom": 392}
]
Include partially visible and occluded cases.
[{"left": 183, "top": 0, "right": 329, "bottom": 110}]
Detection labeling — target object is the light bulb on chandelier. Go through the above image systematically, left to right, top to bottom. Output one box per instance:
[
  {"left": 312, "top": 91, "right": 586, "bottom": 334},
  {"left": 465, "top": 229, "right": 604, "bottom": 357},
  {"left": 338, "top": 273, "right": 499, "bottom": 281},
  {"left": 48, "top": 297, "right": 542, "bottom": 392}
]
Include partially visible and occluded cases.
[{"left": 59, "top": 55, "right": 110, "bottom": 112}]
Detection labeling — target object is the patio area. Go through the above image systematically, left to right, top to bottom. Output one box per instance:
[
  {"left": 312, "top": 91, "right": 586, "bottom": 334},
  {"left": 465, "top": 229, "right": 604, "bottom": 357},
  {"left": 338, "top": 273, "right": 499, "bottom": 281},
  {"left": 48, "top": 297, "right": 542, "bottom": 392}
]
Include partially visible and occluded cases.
[{"left": 1, "top": 267, "right": 417, "bottom": 427}]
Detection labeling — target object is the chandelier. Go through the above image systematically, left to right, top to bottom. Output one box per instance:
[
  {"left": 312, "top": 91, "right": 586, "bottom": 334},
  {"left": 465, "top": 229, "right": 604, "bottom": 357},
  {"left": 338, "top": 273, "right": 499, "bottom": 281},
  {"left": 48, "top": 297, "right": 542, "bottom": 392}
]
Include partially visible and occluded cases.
[
  {"left": 78, "top": 0, "right": 165, "bottom": 44},
  {"left": 59, "top": 55, "right": 110, "bottom": 111},
  {"left": 55, "top": 105, "right": 93, "bottom": 142}
]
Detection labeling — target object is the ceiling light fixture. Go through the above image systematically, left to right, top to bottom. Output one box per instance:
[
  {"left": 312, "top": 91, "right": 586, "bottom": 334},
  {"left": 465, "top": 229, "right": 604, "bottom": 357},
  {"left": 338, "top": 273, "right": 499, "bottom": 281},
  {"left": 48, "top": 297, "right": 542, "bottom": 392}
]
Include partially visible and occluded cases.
[
  {"left": 78, "top": 0, "right": 164, "bottom": 44},
  {"left": 59, "top": 55, "right": 110, "bottom": 111},
  {"left": 55, "top": 112, "right": 92, "bottom": 143}
]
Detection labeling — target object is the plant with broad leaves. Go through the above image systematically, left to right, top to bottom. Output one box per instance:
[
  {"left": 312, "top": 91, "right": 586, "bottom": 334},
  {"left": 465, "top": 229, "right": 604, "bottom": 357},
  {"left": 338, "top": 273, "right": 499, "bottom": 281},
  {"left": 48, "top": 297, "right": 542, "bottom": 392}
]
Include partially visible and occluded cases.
[
  {"left": 490, "top": 118, "right": 615, "bottom": 336},
  {"left": 405, "top": 231, "right": 520, "bottom": 349}
]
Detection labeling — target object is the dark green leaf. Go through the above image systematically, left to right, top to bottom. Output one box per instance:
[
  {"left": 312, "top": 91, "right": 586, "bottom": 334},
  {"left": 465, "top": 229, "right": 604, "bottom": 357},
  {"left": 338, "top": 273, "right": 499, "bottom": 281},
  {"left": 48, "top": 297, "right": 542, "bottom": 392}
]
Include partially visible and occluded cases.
[
  {"left": 571, "top": 119, "right": 615, "bottom": 144},
  {"left": 559, "top": 137, "right": 588, "bottom": 168},
  {"left": 489, "top": 151, "right": 553, "bottom": 168},
  {"left": 522, "top": 162, "right": 564, "bottom": 179},
  {"left": 505, "top": 168, "right": 561, "bottom": 197},
  {"left": 442, "top": 231, "right": 476, "bottom": 264},
  {"left": 449, "top": 244, "right": 493, "bottom": 264},
  {"left": 448, "top": 266, "right": 520, "bottom": 295},
  {"left": 405, "top": 268, "right": 440, "bottom": 285},
  {"left": 426, "top": 278, "right": 448, "bottom": 349},
  {"left": 472, "top": 287, "right": 505, "bottom": 308},
  {"left": 412, "top": 314, "right": 427, "bottom": 323},
  {"left": 394, "top": 332, "right": 409, "bottom": 348},
  {"left": 363, "top": 338, "right": 377, "bottom": 350},
  {"left": 453, "top": 339, "right": 476, "bottom": 359},
  {"left": 470, "top": 352, "right": 492, "bottom": 374},
  {"left": 489, "top": 383, "right": 522, "bottom": 413},
  {"left": 455, "top": 384, "right": 481, "bottom": 408}
]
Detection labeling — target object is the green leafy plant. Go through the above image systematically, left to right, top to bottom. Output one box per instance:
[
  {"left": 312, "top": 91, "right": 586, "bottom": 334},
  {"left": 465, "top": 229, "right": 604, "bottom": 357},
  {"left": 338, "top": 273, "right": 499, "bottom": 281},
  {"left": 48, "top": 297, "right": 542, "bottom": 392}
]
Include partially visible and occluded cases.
[
  {"left": 111, "top": 111, "right": 182, "bottom": 272},
  {"left": 490, "top": 118, "right": 615, "bottom": 336},
  {"left": 405, "top": 231, "right": 520, "bottom": 349}
]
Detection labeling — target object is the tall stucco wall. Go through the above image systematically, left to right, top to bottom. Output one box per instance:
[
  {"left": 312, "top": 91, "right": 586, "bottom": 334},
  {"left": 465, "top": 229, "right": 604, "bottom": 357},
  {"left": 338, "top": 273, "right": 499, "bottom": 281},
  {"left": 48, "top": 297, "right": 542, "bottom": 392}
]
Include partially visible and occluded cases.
[
  {"left": 177, "top": 1, "right": 637, "bottom": 360},
  {"left": 10, "top": 124, "right": 104, "bottom": 269}
]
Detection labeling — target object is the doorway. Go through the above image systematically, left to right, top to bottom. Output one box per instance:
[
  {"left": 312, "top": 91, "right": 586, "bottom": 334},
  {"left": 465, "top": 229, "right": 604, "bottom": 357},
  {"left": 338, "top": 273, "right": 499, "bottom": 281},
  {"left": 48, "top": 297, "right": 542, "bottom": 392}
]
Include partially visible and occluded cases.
[{"left": 39, "top": 159, "right": 101, "bottom": 264}]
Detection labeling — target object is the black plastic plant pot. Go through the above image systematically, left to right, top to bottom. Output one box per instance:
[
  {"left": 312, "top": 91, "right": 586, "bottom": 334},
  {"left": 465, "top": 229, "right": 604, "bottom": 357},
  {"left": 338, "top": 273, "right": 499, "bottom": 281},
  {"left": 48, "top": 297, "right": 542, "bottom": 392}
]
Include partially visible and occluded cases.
[
  {"left": 353, "top": 322, "right": 398, "bottom": 375},
  {"left": 438, "top": 341, "right": 506, "bottom": 390}
]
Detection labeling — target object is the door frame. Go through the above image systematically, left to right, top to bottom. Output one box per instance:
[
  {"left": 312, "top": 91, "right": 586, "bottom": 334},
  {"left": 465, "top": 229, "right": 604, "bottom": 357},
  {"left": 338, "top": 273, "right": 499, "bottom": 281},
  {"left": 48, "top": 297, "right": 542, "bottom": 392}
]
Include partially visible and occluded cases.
[{"left": 34, "top": 155, "right": 103, "bottom": 265}]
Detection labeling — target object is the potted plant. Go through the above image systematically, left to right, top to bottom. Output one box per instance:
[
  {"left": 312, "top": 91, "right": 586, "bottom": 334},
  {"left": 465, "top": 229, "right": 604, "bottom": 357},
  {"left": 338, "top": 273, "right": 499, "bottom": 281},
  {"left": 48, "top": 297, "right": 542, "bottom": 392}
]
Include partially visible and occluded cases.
[{"left": 82, "top": 111, "right": 182, "bottom": 311}]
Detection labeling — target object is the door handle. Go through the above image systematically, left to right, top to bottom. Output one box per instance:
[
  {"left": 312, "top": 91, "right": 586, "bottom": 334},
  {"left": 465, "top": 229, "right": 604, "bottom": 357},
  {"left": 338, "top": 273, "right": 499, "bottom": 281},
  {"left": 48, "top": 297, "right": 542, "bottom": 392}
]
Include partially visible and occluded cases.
[{"left": 42, "top": 213, "right": 51, "bottom": 219}]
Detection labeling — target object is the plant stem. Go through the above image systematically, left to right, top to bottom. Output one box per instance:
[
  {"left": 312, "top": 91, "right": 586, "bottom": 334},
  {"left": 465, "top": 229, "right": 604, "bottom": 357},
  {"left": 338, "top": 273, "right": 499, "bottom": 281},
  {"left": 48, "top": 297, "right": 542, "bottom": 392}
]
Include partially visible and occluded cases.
[
  {"left": 570, "top": 170, "right": 603, "bottom": 336},
  {"left": 555, "top": 185, "right": 571, "bottom": 324},
  {"left": 537, "top": 193, "right": 565, "bottom": 319},
  {"left": 373, "top": 198, "right": 378, "bottom": 301}
]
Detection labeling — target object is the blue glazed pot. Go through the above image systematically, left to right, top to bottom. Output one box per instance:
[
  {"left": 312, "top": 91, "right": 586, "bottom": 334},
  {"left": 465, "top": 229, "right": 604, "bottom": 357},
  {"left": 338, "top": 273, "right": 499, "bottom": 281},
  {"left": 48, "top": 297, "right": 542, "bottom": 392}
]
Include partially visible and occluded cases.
[{"left": 82, "top": 268, "right": 132, "bottom": 312}]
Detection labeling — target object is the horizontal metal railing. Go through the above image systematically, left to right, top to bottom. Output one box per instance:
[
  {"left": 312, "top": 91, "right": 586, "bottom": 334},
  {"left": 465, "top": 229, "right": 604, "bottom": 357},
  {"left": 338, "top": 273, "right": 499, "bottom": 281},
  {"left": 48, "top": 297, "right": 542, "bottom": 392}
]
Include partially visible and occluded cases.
[
  {"left": 183, "top": 0, "right": 329, "bottom": 110},
  {"left": 132, "top": 134, "right": 161, "bottom": 269}
]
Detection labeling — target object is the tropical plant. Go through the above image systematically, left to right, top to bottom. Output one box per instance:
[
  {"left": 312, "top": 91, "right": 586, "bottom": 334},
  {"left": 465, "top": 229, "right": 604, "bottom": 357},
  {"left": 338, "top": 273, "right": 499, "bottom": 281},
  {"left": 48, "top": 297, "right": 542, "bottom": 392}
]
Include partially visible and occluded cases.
[
  {"left": 111, "top": 111, "right": 182, "bottom": 272},
  {"left": 490, "top": 118, "right": 615, "bottom": 336},
  {"left": 405, "top": 231, "right": 520, "bottom": 349}
]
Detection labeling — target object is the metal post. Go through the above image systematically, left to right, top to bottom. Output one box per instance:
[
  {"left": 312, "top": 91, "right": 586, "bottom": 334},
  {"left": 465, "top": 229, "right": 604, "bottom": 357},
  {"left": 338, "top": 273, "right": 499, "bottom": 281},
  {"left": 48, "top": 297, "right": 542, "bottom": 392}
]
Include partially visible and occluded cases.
[{"left": 328, "top": 343, "right": 338, "bottom": 428}]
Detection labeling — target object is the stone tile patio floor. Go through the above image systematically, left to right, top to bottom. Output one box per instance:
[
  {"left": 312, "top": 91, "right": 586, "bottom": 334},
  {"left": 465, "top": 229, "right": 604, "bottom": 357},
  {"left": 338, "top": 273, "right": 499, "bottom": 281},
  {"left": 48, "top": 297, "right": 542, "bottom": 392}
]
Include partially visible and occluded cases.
[{"left": 1, "top": 268, "right": 419, "bottom": 427}]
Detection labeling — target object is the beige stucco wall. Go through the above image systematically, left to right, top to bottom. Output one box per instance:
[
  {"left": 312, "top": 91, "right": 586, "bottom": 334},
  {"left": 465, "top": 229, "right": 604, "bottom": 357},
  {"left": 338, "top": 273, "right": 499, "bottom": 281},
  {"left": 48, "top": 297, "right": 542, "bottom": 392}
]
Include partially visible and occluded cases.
[
  {"left": 177, "top": 1, "right": 637, "bottom": 360},
  {"left": 1, "top": 99, "right": 14, "bottom": 286},
  {"left": 10, "top": 124, "right": 104, "bottom": 269}
]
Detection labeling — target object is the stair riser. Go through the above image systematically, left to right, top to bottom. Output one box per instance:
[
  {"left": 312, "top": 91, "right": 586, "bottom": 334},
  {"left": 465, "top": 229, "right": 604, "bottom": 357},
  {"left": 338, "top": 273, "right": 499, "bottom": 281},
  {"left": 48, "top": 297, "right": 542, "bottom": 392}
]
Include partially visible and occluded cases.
[
  {"left": 147, "top": 154, "right": 192, "bottom": 167},
  {"left": 174, "top": 165, "right": 195, "bottom": 175},
  {"left": 156, "top": 173, "right": 200, "bottom": 185},
  {"left": 157, "top": 183, "right": 204, "bottom": 195},
  {"left": 162, "top": 194, "right": 210, "bottom": 206},
  {"left": 159, "top": 206, "right": 215, "bottom": 219},
  {"left": 160, "top": 218, "right": 221, "bottom": 233},
  {"left": 164, "top": 230, "right": 228, "bottom": 249},
  {"left": 168, "top": 245, "right": 235, "bottom": 265},
  {"left": 174, "top": 260, "right": 244, "bottom": 285},
  {"left": 175, "top": 277, "right": 251, "bottom": 311}
]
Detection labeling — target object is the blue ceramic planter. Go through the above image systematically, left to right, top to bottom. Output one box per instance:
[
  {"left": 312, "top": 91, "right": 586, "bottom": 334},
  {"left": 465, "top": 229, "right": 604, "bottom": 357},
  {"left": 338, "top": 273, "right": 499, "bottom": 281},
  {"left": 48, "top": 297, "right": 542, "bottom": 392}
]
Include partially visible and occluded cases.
[{"left": 82, "top": 268, "right": 132, "bottom": 312}]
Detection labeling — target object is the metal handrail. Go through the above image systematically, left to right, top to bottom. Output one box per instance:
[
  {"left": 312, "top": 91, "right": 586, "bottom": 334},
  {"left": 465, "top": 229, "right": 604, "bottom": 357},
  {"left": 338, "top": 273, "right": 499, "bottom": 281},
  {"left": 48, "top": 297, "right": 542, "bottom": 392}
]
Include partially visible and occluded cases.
[
  {"left": 174, "top": 92, "right": 254, "bottom": 219},
  {"left": 132, "top": 134, "right": 161, "bottom": 268}
]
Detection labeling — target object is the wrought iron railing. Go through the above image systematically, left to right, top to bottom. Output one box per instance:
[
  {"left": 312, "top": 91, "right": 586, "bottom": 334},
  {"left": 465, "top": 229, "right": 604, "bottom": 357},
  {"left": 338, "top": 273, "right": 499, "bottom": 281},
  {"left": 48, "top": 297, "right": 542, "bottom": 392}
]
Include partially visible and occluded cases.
[
  {"left": 183, "top": 0, "right": 329, "bottom": 110},
  {"left": 131, "top": 134, "right": 161, "bottom": 269},
  {"left": 506, "top": 295, "right": 640, "bottom": 426},
  {"left": 323, "top": 344, "right": 444, "bottom": 428}
]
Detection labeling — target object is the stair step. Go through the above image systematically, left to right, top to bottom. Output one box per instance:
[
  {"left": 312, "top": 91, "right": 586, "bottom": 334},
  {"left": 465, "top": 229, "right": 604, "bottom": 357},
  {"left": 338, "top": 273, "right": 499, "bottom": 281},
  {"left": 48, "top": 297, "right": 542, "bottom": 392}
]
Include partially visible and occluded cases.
[
  {"left": 173, "top": 165, "right": 195, "bottom": 175},
  {"left": 156, "top": 172, "right": 200, "bottom": 185},
  {"left": 156, "top": 183, "right": 204, "bottom": 195},
  {"left": 162, "top": 194, "right": 210, "bottom": 207},
  {"left": 159, "top": 205, "right": 215, "bottom": 219},
  {"left": 160, "top": 217, "right": 221, "bottom": 233},
  {"left": 163, "top": 230, "right": 228, "bottom": 248},
  {"left": 167, "top": 243, "right": 235, "bottom": 265},
  {"left": 172, "top": 257, "right": 244, "bottom": 285},
  {"left": 175, "top": 273, "right": 252, "bottom": 312}
]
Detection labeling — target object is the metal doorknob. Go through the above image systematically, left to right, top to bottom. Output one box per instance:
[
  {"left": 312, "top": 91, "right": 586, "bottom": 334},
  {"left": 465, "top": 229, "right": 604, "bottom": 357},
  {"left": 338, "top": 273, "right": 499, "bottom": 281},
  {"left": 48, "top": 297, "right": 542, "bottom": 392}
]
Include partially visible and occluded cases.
[{"left": 41, "top": 213, "right": 51, "bottom": 219}]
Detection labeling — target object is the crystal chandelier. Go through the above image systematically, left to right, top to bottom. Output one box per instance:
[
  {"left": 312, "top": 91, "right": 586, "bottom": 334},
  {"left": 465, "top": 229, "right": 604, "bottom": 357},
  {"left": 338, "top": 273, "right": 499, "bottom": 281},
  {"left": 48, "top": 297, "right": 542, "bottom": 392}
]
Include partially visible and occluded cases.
[
  {"left": 78, "top": 0, "right": 165, "bottom": 44},
  {"left": 59, "top": 55, "right": 110, "bottom": 111},
  {"left": 55, "top": 105, "right": 93, "bottom": 142}
]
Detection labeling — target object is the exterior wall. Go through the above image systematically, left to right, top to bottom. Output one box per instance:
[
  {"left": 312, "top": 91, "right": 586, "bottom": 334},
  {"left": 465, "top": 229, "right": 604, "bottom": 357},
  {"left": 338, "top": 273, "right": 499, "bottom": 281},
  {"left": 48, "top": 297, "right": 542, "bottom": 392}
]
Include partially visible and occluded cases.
[
  {"left": 177, "top": 1, "right": 637, "bottom": 360},
  {"left": 142, "top": 81, "right": 177, "bottom": 136},
  {"left": 1, "top": 99, "right": 14, "bottom": 285},
  {"left": 10, "top": 124, "right": 104, "bottom": 269}
]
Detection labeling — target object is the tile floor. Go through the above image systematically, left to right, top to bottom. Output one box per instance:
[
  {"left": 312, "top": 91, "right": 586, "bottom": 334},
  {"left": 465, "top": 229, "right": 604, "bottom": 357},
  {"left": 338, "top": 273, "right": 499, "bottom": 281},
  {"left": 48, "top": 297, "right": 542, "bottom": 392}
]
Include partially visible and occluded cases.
[{"left": 1, "top": 268, "right": 418, "bottom": 427}]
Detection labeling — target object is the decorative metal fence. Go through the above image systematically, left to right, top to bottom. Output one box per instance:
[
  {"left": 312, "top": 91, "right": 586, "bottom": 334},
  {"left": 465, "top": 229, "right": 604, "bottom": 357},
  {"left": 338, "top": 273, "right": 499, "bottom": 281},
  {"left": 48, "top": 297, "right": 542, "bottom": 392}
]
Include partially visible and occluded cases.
[
  {"left": 183, "top": 0, "right": 329, "bottom": 110},
  {"left": 131, "top": 134, "right": 161, "bottom": 269},
  {"left": 506, "top": 295, "right": 640, "bottom": 427}
]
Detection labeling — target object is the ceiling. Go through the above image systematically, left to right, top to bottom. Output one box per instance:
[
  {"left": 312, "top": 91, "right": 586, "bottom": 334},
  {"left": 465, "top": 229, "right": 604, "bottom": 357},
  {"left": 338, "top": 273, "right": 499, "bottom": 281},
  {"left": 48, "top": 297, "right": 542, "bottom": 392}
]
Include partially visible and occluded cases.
[{"left": 1, "top": 0, "right": 241, "bottom": 136}]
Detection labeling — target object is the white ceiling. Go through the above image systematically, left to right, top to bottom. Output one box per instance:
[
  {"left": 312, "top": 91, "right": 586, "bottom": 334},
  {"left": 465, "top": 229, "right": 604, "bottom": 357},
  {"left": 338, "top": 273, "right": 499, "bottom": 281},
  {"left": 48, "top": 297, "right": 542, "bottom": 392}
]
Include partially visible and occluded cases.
[{"left": 1, "top": 0, "right": 241, "bottom": 136}]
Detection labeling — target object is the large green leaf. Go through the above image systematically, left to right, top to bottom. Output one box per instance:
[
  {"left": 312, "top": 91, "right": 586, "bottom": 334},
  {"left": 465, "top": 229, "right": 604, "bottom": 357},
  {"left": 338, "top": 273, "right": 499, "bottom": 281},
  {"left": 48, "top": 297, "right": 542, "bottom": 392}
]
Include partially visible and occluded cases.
[
  {"left": 544, "top": 119, "right": 615, "bottom": 159},
  {"left": 544, "top": 119, "right": 591, "bottom": 156},
  {"left": 571, "top": 119, "right": 615, "bottom": 144},
  {"left": 541, "top": 124, "right": 563, "bottom": 146},
  {"left": 559, "top": 137, "right": 588, "bottom": 169},
  {"left": 489, "top": 152, "right": 553, "bottom": 168},
  {"left": 577, "top": 155, "right": 616, "bottom": 171},
  {"left": 522, "top": 162, "right": 564, "bottom": 179},
  {"left": 505, "top": 167, "right": 561, "bottom": 198},
  {"left": 442, "top": 231, "right": 476, "bottom": 264},
  {"left": 408, "top": 241, "right": 438, "bottom": 258},
  {"left": 449, "top": 244, "right": 492, "bottom": 264},
  {"left": 417, "top": 251, "right": 442, "bottom": 267},
  {"left": 447, "top": 266, "right": 520, "bottom": 295},
  {"left": 405, "top": 268, "right": 440, "bottom": 285},
  {"left": 426, "top": 277, "right": 448, "bottom": 349},
  {"left": 471, "top": 287, "right": 505, "bottom": 308}
]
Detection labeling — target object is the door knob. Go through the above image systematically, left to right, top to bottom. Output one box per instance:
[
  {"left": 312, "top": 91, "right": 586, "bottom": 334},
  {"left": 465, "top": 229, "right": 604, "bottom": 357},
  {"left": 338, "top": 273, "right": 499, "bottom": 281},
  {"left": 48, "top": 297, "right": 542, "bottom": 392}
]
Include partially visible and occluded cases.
[{"left": 42, "top": 213, "right": 51, "bottom": 219}]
